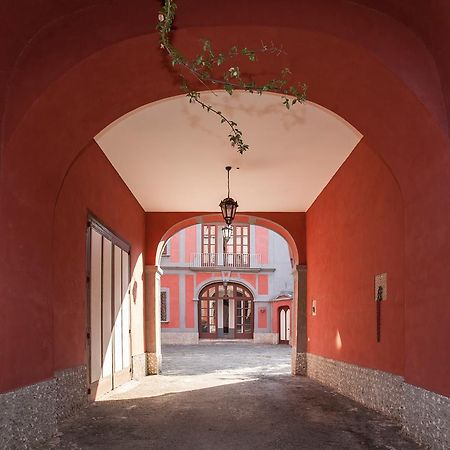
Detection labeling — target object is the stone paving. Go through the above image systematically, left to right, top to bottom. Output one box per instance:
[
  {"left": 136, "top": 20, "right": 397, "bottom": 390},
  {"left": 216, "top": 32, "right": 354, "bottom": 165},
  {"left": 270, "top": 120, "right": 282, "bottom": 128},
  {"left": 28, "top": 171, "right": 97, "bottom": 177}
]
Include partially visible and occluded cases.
[{"left": 41, "top": 343, "right": 421, "bottom": 449}]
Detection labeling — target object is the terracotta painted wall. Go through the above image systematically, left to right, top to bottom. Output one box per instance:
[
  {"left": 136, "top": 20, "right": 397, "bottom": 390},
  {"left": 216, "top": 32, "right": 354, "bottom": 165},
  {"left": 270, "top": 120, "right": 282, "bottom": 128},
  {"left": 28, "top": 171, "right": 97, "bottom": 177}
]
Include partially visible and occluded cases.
[
  {"left": 2, "top": 0, "right": 449, "bottom": 399},
  {"left": 0, "top": 140, "right": 146, "bottom": 393},
  {"left": 53, "top": 141, "right": 146, "bottom": 372},
  {"left": 306, "top": 141, "right": 404, "bottom": 376},
  {"left": 185, "top": 226, "right": 196, "bottom": 264},
  {"left": 256, "top": 227, "right": 269, "bottom": 264},
  {"left": 239, "top": 273, "right": 257, "bottom": 289},
  {"left": 185, "top": 274, "right": 195, "bottom": 329},
  {"left": 161, "top": 275, "right": 180, "bottom": 329},
  {"left": 258, "top": 275, "right": 269, "bottom": 295},
  {"left": 271, "top": 301, "right": 292, "bottom": 333}
]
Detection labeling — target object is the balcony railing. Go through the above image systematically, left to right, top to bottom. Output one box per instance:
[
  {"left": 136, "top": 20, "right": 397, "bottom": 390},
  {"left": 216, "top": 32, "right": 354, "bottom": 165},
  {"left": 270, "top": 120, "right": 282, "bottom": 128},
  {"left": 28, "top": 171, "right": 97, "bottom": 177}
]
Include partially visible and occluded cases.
[{"left": 190, "top": 253, "right": 261, "bottom": 269}]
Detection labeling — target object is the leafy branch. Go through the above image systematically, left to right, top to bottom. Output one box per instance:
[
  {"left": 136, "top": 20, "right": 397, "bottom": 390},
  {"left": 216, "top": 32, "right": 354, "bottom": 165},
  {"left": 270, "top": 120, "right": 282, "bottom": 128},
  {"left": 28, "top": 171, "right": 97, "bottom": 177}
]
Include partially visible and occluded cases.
[{"left": 156, "top": 0, "right": 307, "bottom": 153}]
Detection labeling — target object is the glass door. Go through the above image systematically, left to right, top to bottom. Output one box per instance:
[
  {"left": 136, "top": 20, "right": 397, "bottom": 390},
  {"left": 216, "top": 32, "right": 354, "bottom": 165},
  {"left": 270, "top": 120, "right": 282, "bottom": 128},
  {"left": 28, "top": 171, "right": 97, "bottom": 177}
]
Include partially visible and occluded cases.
[
  {"left": 199, "top": 285, "right": 218, "bottom": 338},
  {"left": 234, "top": 285, "right": 254, "bottom": 339}
]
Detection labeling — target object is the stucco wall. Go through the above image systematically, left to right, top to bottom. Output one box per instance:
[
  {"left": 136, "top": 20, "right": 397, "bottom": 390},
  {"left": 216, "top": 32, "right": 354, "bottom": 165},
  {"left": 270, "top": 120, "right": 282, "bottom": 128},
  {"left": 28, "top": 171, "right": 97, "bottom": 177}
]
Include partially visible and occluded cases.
[{"left": 307, "top": 141, "right": 404, "bottom": 375}]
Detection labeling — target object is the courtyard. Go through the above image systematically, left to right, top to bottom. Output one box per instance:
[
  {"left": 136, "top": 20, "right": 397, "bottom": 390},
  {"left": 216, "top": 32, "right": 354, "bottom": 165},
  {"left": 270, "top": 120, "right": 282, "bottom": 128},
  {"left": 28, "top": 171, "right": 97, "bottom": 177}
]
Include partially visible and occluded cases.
[{"left": 41, "top": 344, "right": 419, "bottom": 449}]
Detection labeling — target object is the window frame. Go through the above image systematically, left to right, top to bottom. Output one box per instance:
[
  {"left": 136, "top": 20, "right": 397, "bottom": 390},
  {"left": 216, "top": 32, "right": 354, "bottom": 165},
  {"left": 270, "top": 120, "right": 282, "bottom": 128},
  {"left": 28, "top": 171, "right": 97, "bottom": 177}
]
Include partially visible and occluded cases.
[{"left": 160, "top": 289, "right": 170, "bottom": 323}]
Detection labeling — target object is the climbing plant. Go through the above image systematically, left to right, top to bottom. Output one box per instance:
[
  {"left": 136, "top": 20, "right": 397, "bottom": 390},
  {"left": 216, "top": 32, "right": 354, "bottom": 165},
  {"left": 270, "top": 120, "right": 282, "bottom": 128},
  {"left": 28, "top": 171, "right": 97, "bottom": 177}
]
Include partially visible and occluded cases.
[{"left": 156, "top": 0, "right": 307, "bottom": 154}]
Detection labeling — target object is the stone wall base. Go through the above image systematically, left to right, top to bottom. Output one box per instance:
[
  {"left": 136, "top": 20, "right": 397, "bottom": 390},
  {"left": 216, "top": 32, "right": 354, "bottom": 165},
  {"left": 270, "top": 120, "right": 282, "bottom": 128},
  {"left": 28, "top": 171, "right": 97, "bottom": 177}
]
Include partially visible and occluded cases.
[
  {"left": 161, "top": 332, "right": 199, "bottom": 345},
  {"left": 253, "top": 332, "right": 278, "bottom": 344},
  {"left": 146, "top": 352, "right": 161, "bottom": 375},
  {"left": 292, "top": 352, "right": 307, "bottom": 376},
  {"left": 132, "top": 353, "right": 148, "bottom": 379},
  {"left": 307, "top": 353, "right": 450, "bottom": 449},
  {"left": 0, "top": 366, "right": 87, "bottom": 449},
  {"left": 55, "top": 366, "right": 87, "bottom": 421}
]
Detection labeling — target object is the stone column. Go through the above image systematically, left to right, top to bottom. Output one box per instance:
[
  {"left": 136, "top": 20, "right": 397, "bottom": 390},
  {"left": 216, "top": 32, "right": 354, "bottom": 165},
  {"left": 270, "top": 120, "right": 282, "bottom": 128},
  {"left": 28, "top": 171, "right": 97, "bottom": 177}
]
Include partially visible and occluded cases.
[
  {"left": 291, "top": 264, "right": 307, "bottom": 375},
  {"left": 144, "top": 265, "right": 163, "bottom": 374}
]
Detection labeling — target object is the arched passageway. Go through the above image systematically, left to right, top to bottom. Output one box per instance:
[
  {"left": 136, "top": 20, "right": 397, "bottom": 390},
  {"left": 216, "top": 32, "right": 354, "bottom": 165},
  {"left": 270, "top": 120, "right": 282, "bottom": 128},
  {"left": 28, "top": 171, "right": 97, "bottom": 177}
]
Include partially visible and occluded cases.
[
  {"left": 1, "top": 1, "right": 450, "bottom": 448},
  {"left": 147, "top": 214, "right": 306, "bottom": 376}
]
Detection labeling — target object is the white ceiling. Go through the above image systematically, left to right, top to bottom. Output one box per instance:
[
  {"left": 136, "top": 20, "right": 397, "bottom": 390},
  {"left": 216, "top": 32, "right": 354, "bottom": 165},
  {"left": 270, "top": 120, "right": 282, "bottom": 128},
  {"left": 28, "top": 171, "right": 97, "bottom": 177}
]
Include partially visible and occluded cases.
[{"left": 95, "top": 91, "right": 362, "bottom": 212}]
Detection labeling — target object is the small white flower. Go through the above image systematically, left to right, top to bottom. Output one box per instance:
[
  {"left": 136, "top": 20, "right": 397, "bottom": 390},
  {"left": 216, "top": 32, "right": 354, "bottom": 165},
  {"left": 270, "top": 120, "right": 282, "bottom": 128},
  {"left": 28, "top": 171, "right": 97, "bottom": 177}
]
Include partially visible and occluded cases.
[{"left": 158, "top": 13, "right": 165, "bottom": 22}]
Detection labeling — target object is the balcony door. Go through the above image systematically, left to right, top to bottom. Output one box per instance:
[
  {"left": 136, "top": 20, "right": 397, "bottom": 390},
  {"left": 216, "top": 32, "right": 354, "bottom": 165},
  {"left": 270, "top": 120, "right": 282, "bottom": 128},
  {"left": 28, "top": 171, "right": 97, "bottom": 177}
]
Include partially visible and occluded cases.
[
  {"left": 201, "top": 224, "right": 217, "bottom": 267},
  {"left": 225, "top": 225, "right": 249, "bottom": 267}
]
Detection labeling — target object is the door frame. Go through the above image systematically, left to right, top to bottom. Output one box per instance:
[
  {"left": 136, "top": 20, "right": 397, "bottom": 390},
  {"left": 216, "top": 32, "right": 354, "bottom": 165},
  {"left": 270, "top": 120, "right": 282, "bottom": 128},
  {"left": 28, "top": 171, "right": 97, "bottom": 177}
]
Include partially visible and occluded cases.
[{"left": 198, "top": 282, "right": 254, "bottom": 339}]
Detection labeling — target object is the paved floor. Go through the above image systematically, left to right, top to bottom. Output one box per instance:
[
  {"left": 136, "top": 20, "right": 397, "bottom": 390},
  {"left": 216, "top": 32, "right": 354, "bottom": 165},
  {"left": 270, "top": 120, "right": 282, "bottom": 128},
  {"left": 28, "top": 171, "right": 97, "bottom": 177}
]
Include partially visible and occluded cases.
[{"left": 43, "top": 344, "right": 420, "bottom": 449}]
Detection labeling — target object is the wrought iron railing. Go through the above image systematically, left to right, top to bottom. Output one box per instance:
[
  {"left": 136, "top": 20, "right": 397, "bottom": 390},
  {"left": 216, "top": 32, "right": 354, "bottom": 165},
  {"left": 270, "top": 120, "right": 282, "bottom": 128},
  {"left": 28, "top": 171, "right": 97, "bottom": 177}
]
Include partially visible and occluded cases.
[{"left": 190, "top": 253, "right": 261, "bottom": 269}]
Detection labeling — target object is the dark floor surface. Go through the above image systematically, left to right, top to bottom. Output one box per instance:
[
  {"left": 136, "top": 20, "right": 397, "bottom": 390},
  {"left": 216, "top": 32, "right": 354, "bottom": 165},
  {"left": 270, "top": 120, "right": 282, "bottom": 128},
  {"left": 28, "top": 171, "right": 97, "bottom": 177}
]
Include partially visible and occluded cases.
[{"left": 41, "top": 344, "right": 421, "bottom": 449}]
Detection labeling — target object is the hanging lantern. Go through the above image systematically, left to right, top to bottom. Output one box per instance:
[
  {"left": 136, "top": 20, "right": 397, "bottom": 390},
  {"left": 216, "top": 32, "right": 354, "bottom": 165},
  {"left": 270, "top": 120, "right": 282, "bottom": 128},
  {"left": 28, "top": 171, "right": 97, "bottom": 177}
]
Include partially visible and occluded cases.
[
  {"left": 219, "top": 166, "right": 238, "bottom": 225},
  {"left": 222, "top": 224, "right": 233, "bottom": 243}
]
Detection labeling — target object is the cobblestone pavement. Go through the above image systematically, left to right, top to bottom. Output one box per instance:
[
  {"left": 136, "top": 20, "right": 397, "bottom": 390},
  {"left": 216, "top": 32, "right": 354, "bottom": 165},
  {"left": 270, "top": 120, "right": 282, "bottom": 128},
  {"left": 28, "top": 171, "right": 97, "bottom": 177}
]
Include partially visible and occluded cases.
[
  {"left": 162, "top": 342, "right": 292, "bottom": 376},
  {"left": 42, "top": 343, "right": 421, "bottom": 449}
]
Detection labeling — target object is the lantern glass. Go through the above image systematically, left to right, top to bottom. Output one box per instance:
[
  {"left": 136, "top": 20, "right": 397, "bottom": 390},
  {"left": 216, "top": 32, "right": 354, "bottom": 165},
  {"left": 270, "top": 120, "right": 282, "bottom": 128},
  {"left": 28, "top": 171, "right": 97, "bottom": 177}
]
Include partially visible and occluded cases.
[
  {"left": 220, "top": 197, "right": 238, "bottom": 225},
  {"left": 222, "top": 225, "right": 233, "bottom": 243}
]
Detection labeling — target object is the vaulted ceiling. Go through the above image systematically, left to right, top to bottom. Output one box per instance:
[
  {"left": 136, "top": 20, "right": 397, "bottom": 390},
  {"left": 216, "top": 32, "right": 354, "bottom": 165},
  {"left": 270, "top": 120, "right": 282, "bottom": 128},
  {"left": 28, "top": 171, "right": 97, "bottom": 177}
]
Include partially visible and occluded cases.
[{"left": 95, "top": 92, "right": 362, "bottom": 211}]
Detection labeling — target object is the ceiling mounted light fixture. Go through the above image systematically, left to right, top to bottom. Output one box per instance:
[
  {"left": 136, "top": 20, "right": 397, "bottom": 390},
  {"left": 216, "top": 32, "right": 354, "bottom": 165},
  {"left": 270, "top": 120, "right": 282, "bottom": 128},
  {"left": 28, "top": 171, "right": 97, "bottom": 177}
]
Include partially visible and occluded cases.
[{"left": 219, "top": 166, "right": 238, "bottom": 226}]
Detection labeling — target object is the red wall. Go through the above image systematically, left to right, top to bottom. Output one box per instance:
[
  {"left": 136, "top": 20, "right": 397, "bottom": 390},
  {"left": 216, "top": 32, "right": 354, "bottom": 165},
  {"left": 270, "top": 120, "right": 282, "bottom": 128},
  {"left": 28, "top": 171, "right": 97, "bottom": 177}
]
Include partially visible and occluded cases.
[
  {"left": 1, "top": 0, "right": 450, "bottom": 399},
  {"left": 0, "top": 139, "right": 145, "bottom": 392},
  {"left": 53, "top": 141, "right": 145, "bottom": 372},
  {"left": 306, "top": 141, "right": 404, "bottom": 375},
  {"left": 184, "top": 226, "right": 197, "bottom": 264},
  {"left": 256, "top": 227, "right": 269, "bottom": 264},
  {"left": 239, "top": 273, "right": 257, "bottom": 289},
  {"left": 161, "top": 275, "right": 180, "bottom": 329},
  {"left": 185, "top": 275, "right": 195, "bottom": 329},
  {"left": 258, "top": 275, "right": 269, "bottom": 295},
  {"left": 271, "top": 301, "right": 292, "bottom": 333},
  {"left": 258, "top": 308, "right": 268, "bottom": 329}
]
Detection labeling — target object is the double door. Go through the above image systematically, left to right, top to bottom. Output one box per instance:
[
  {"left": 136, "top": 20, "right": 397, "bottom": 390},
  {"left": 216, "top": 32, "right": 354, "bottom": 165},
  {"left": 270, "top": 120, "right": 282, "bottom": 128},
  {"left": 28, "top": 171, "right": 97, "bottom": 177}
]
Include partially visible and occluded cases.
[
  {"left": 87, "top": 219, "right": 131, "bottom": 398},
  {"left": 199, "top": 282, "right": 253, "bottom": 339},
  {"left": 279, "top": 306, "right": 291, "bottom": 344}
]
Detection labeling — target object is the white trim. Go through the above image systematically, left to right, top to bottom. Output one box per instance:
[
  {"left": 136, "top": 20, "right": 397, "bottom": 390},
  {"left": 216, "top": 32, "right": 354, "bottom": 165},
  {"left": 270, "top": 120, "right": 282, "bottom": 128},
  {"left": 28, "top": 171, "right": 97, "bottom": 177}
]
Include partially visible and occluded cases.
[{"left": 161, "top": 241, "right": 171, "bottom": 257}]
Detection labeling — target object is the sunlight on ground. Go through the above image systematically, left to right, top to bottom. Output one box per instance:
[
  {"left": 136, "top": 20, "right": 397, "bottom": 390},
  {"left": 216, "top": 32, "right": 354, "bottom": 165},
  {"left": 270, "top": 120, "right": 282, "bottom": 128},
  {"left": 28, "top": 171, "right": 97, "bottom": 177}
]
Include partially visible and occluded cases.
[
  {"left": 97, "top": 344, "right": 292, "bottom": 402},
  {"left": 98, "top": 362, "right": 291, "bottom": 401}
]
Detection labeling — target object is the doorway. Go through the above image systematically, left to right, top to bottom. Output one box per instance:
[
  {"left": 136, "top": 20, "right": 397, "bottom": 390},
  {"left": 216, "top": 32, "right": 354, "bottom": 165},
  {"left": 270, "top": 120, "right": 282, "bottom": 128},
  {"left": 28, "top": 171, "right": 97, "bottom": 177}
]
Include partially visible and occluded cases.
[
  {"left": 86, "top": 217, "right": 132, "bottom": 398},
  {"left": 198, "top": 282, "right": 254, "bottom": 339},
  {"left": 279, "top": 306, "right": 291, "bottom": 344}
]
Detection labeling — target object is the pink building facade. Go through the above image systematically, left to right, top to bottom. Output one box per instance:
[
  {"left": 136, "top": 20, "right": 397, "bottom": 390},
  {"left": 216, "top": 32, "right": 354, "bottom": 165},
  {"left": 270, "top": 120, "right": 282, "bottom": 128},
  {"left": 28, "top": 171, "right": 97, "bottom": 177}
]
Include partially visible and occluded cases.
[{"left": 160, "top": 223, "right": 293, "bottom": 344}]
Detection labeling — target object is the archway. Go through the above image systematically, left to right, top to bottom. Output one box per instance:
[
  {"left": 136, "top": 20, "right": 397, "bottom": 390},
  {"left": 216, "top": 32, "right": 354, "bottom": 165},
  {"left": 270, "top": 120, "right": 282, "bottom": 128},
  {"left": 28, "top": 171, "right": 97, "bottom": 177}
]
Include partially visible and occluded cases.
[{"left": 146, "top": 214, "right": 306, "bottom": 376}]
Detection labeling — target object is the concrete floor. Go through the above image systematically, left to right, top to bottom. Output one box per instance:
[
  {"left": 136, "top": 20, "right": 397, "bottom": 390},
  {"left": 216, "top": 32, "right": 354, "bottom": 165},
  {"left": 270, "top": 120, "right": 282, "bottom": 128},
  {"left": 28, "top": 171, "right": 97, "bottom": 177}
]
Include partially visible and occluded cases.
[{"left": 42, "top": 343, "right": 420, "bottom": 449}]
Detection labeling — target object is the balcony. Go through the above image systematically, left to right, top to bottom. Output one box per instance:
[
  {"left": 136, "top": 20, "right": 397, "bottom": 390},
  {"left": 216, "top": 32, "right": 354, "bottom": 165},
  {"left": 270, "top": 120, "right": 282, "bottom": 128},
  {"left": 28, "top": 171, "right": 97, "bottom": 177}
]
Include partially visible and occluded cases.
[{"left": 190, "top": 253, "right": 261, "bottom": 270}]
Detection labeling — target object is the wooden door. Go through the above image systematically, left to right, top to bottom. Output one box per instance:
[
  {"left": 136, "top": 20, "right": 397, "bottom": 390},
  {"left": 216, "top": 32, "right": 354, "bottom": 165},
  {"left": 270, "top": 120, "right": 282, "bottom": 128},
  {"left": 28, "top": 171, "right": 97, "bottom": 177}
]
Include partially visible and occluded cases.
[
  {"left": 198, "top": 285, "right": 218, "bottom": 338},
  {"left": 234, "top": 285, "right": 254, "bottom": 339}
]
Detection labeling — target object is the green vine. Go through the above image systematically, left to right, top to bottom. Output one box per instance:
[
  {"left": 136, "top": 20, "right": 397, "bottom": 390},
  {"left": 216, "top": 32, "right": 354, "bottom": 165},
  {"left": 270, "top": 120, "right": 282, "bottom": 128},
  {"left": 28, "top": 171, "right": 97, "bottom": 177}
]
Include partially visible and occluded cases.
[{"left": 156, "top": 0, "right": 307, "bottom": 154}]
